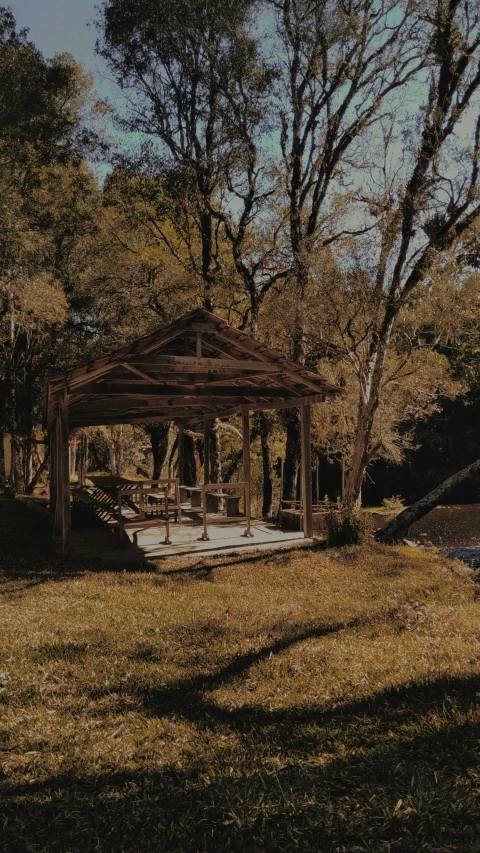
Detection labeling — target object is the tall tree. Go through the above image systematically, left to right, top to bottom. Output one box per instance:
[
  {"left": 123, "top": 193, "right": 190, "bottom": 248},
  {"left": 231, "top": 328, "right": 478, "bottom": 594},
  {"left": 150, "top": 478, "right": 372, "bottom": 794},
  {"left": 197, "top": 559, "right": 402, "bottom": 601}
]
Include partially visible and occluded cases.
[
  {"left": 98, "top": 0, "right": 280, "bottom": 501},
  {"left": 98, "top": 0, "right": 268, "bottom": 308},
  {"left": 272, "top": 0, "right": 426, "bottom": 498},
  {"left": 340, "top": 0, "right": 480, "bottom": 502},
  {"left": 0, "top": 8, "right": 103, "bottom": 491}
]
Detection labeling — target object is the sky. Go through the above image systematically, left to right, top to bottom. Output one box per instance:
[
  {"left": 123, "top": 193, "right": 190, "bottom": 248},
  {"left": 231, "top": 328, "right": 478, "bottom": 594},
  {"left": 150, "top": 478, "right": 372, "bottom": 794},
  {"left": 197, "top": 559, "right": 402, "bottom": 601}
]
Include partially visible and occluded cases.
[{"left": 9, "top": 0, "right": 107, "bottom": 84}]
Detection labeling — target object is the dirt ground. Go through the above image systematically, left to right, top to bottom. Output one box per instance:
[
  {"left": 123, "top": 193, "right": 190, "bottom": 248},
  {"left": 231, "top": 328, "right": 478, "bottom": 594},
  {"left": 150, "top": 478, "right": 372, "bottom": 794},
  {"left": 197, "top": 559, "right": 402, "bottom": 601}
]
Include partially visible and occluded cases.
[{"left": 408, "top": 504, "right": 480, "bottom": 547}]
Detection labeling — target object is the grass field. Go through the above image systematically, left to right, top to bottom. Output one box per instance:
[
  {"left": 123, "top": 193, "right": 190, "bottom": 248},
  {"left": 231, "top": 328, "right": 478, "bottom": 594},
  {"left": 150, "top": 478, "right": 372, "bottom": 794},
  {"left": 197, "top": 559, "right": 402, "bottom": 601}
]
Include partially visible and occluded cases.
[{"left": 1, "top": 496, "right": 479, "bottom": 852}]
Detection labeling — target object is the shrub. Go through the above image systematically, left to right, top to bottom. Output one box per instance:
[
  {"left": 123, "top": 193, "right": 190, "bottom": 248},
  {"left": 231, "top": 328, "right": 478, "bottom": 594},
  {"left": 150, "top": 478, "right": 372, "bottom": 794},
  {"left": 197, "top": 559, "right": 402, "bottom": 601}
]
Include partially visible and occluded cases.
[
  {"left": 382, "top": 495, "right": 405, "bottom": 513},
  {"left": 326, "top": 504, "right": 373, "bottom": 546}
]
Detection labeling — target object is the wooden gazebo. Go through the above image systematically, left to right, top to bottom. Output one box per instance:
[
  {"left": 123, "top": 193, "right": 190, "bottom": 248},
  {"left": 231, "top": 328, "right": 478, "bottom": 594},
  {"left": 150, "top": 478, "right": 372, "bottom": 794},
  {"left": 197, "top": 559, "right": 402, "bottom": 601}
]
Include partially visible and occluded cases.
[{"left": 45, "top": 308, "right": 340, "bottom": 554}]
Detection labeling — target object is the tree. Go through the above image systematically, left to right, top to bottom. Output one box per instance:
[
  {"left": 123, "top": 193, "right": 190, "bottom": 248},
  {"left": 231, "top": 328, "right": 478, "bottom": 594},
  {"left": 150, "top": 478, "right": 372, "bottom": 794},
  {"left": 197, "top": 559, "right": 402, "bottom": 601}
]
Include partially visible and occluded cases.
[
  {"left": 98, "top": 0, "right": 285, "bottom": 509},
  {"left": 98, "top": 0, "right": 271, "bottom": 308},
  {"left": 267, "top": 0, "right": 480, "bottom": 504},
  {"left": 271, "top": 0, "right": 426, "bottom": 499},
  {"left": 340, "top": 0, "right": 480, "bottom": 503},
  {"left": 0, "top": 8, "right": 104, "bottom": 491}
]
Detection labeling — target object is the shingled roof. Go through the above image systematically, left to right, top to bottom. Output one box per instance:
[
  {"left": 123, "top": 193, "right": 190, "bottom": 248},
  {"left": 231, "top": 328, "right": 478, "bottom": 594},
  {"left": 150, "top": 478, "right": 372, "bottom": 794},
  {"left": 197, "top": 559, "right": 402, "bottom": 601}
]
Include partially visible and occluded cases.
[{"left": 45, "top": 308, "right": 340, "bottom": 429}]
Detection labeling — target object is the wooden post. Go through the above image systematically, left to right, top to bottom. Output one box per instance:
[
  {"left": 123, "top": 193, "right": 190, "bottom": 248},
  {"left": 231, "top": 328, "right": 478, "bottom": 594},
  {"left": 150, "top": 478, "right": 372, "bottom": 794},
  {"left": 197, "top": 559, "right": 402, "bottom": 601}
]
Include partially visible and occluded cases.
[
  {"left": 196, "top": 332, "right": 202, "bottom": 358},
  {"left": 58, "top": 393, "right": 71, "bottom": 556},
  {"left": 301, "top": 403, "right": 313, "bottom": 539},
  {"left": 242, "top": 408, "right": 253, "bottom": 537},
  {"left": 203, "top": 417, "right": 210, "bottom": 485},
  {"left": 177, "top": 424, "right": 185, "bottom": 485},
  {"left": 49, "top": 426, "right": 56, "bottom": 514},
  {"left": 79, "top": 433, "right": 88, "bottom": 488},
  {"left": 316, "top": 457, "right": 320, "bottom": 505},
  {"left": 200, "top": 484, "right": 210, "bottom": 540},
  {"left": 164, "top": 486, "right": 171, "bottom": 544}
]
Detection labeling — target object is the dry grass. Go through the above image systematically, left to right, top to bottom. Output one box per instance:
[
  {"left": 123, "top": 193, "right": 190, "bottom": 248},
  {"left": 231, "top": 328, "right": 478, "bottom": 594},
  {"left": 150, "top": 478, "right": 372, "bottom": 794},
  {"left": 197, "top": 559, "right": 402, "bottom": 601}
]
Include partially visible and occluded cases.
[{"left": 1, "top": 497, "right": 479, "bottom": 852}]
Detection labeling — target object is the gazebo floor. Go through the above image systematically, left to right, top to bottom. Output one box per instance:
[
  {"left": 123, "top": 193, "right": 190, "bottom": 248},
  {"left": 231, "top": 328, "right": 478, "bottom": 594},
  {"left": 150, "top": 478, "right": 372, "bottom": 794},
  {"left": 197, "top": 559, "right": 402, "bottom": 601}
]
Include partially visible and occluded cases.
[{"left": 70, "top": 516, "right": 309, "bottom": 562}]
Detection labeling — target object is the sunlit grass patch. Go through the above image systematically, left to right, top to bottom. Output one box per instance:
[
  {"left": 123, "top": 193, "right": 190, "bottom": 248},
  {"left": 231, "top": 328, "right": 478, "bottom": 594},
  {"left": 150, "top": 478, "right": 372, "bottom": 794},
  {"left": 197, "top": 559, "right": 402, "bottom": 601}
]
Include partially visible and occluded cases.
[{"left": 0, "top": 538, "right": 479, "bottom": 852}]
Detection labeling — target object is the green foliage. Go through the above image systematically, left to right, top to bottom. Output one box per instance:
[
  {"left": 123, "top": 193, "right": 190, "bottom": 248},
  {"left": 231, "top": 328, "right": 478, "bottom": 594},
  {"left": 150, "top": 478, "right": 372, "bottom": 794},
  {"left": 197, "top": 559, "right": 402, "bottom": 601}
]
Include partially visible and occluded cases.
[{"left": 326, "top": 503, "right": 373, "bottom": 546}]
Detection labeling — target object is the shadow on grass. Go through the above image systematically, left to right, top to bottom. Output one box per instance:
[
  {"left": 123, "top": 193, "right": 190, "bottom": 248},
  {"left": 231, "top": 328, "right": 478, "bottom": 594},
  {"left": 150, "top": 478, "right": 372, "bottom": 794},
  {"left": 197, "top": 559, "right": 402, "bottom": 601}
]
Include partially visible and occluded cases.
[{"left": 2, "top": 671, "right": 479, "bottom": 852}]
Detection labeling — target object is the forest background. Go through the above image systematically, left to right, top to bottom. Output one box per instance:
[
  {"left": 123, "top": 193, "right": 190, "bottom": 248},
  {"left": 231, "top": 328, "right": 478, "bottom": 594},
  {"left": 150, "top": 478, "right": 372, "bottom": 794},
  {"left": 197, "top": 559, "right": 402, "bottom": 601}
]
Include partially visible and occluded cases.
[{"left": 2, "top": 0, "right": 480, "bottom": 516}]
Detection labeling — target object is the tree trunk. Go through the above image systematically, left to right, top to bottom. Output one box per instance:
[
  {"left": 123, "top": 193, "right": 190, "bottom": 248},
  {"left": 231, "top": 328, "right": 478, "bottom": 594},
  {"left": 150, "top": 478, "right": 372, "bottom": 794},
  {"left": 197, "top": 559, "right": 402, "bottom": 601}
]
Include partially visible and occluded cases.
[
  {"left": 344, "top": 326, "right": 394, "bottom": 506},
  {"left": 344, "top": 401, "right": 375, "bottom": 506},
  {"left": 283, "top": 410, "right": 301, "bottom": 501},
  {"left": 258, "top": 412, "right": 273, "bottom": 517},
  {"left": 209, "top": 419, "right": 221, "bottom": 482},
  {"left": 144, "top": 423, "right": 170, "bottom": 479},
  {"left": 0, "top": 426, "right": 5, "bottom": 490},
  {"left": 114, "top": 429, "right": 123, "bottom": 476},
  {"left": 184, "top": 431, "right": 201, "bottom": 486},
  {"left": 10, "top": 432, "right": 23, "bottom": 492},
  {"left": 25, "top": 446, "right": 50, "bottom": 495},
  {"left": 378, "top": 457, "right": 480, "bottom": 543}
]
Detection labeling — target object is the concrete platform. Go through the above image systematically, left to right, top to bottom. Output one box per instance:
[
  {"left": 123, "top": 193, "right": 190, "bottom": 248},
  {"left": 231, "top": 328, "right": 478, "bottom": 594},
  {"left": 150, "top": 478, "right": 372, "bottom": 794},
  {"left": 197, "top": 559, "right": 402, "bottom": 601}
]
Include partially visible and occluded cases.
[{"left": 70, "top": 516, "right": 308, "bottom": 562}]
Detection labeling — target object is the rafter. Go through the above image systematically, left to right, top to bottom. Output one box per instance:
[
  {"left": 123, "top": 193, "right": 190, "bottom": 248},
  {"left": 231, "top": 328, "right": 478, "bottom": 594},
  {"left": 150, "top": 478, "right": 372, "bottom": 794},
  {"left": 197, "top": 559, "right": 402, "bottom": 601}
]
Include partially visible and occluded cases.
[{"left": 45, "top": 308, "right": 340, "bottom": 428}]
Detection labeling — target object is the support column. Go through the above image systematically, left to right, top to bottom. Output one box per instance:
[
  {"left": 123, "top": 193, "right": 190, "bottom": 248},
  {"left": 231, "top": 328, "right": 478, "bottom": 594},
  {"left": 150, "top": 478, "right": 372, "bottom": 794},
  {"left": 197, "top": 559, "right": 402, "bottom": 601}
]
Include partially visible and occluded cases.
[
  {"left": 56, "top": 393, "right": 71, "bottom": 556},
  {"left": 300, "top": 403, "right": 313, "bottom": 539},
  {"left": 242, "top": 408, "right": 253, "bottom": 537},
  {"left": 203, "top": 418, "right": 210, "bottom": 484},
  {"left": 177, "top": 424, "right": 185, "bottom": 485},
  {"left": 49, "top": 426, "right": 56, "bottom": 514},
  {"left": 79, "top": 433, "right": 87, "bottom": 488}
]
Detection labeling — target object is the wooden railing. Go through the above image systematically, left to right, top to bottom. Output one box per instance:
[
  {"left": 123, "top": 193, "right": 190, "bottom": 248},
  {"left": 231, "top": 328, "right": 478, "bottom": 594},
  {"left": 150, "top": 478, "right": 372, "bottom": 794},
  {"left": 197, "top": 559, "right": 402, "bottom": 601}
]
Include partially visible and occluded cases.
[{"left": 117, "top": 478, "right": 181, "bottom": 545}]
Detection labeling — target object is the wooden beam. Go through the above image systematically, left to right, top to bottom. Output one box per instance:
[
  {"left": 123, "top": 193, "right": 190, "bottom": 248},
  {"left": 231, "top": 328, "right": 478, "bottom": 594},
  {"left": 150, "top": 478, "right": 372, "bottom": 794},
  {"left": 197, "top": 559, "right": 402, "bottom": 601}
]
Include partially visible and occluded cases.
[
  {"left": 212, "top": 330, "right": 334, "bottom": 395},
  {"left": 128, "top": 355, "right": 282, "bottom": 371},
  {"left": 121, "top": 363, "right": 162, "bottom": 384},
  {"left": 72, "top": 383, "right": 290, "bottom": 398},
  {"left": 69, "top": 393, "right": 327, "bottom": 427},
  {"left": 300, "top": 403, "right": 313, "bottom": 539}
]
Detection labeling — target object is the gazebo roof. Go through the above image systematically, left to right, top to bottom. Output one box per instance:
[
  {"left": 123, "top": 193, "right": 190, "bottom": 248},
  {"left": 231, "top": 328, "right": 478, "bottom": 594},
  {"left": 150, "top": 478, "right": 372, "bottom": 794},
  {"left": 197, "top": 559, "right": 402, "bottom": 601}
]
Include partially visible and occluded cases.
[{"left": 45, "top": 308, "right": 340, "bottom": 429}]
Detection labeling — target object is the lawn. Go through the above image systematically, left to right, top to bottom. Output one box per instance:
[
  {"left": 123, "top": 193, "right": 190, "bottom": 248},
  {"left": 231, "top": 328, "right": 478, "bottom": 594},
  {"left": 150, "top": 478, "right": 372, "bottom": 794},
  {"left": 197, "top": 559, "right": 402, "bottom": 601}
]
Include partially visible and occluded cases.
[{"left": 0, "top": 497, "right": 479, "bottom": 852}]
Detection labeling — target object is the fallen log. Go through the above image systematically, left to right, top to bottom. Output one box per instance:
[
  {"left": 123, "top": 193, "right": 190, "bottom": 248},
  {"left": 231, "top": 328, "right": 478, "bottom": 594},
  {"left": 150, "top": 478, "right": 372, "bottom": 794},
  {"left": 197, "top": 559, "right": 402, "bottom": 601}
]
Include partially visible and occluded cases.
[{"left": 377, "top": 457, "right": 480, "bottom": 543}]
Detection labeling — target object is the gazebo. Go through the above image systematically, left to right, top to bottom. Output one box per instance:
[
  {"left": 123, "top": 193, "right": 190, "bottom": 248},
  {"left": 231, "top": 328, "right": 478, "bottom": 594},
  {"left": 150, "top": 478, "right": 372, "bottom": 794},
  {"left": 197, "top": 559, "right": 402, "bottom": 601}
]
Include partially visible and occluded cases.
[{"left": 45, "top": 308, "right": 341, "bottom": 554}]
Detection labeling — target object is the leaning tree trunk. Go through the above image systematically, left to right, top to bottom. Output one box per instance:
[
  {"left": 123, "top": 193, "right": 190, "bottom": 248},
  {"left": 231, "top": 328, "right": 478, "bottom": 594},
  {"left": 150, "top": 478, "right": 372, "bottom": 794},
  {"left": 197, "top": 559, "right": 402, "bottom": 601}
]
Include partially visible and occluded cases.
[{"left": 378, "top": 457, "right": 480, "bottom": 543}]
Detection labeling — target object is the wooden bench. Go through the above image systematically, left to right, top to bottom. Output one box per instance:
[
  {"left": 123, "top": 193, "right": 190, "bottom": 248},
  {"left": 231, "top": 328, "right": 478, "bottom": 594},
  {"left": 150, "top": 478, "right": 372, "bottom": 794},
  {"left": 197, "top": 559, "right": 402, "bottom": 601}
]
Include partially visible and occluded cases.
[{"left": 181, "top": 486, "right": 241, "bottom": 515}]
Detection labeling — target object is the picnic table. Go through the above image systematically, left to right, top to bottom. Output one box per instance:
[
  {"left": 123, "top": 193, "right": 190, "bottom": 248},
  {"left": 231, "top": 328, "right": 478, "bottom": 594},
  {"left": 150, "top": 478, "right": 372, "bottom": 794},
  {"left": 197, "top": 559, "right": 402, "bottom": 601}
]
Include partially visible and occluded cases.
[{"left": 180, "top": 485, "right": 241, "bottom": 515}]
